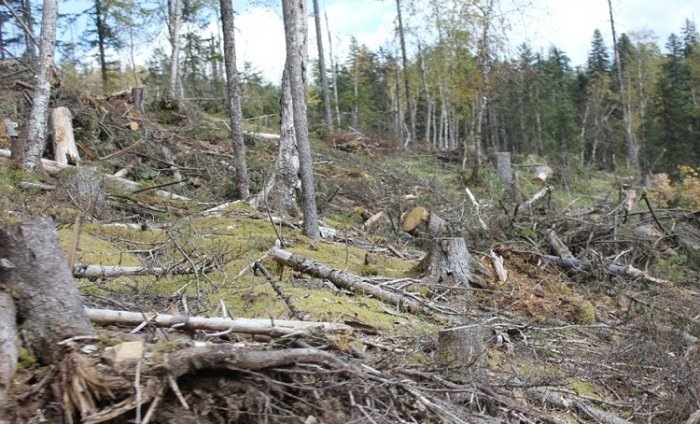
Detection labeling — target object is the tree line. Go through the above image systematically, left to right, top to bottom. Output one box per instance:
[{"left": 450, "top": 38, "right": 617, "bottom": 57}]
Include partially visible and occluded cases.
[{"left": 1, "top": 1, "right": 698, "bottom": 176}]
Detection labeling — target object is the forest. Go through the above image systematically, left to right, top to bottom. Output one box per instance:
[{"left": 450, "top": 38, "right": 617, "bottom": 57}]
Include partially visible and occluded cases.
[{"left": 0, "top": 0, "right": 699, "bottom": 423}]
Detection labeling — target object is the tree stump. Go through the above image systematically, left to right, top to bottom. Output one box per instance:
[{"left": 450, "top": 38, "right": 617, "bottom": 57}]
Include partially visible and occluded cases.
[
  {"left": 131, "top": 86, "right": 145, "bottom": 113},
  {"left": 50, "top": 106, "right": 80, "bottom": 166},
  {"left": 495, "top": 151, "right": 513, "bottom": 185},
  {"left": 531, "top": 165, "right": 553, "bottom": 185},
  {"left": 54, "top": 166, "right": 107, "bottom": 218},
  {"left": 0, "top": 216, "right": 94, "bottom": 364},
  {"left": 416, "top": 237, "right": 472, "bottom": 286},
  {"left": 436, "top": 324, "right": 485, "bottom": 380}
]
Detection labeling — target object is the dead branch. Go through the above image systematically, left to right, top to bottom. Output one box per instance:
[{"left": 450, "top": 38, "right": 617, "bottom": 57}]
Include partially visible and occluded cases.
[
  {"left": 0, "top": 148, "right": 189, "bottom": 201},
  {"left": 513, "top": 185, "right": 553, "bottom": 219},
  {"left": 544, "top": 229, "right": 574, "bottom": 259},
  {"left": 268, "top": 247, "right": 441, "bottom": 318},
  {"left": 543, "top": 255, "right": 670, "bottom": 284},
  {"left": 253, "top": 261, "right": 308, "bottom": 320},
  {"left": 84, "top": 308, "right": 353, "bottom": 338},
  {"left": 526, "top": 387, "right": 632, "bottom": 424}
]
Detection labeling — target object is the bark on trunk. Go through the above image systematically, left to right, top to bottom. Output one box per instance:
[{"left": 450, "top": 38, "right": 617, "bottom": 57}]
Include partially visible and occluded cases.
[
  {"left": 23, "top": 0, "right": 57, "bottom": 171},
  {"left": 167, "top": 0, "right": 182, "bottom": 100},
  {"left": 220, "top": 0, "right": 249, "bottom": 199},
  {"left": 282, "top": 0, "right": 319, "bottom": 240},
  {"left": 312, "top": 0, "right": 332, "bottom": 131},
  {"left": 395, "top": 0, "right": 416, "bottom": 145},
  {"left": 130, "top": 86, "right": 144, "bottom": 113},
  {"left": 51, "top": 107, "right": 80, "bottom": 166},
  {"left": 495, "top": 152, "right": 512, "bottom": 185},
  {"left": 0, "top": 216, "right": 95, "bottom": 364},
  {"left": 416, "top": 238, "right": 472, "bottom": 288},
  {"left": 0, "top": 289, "right": 17, "bottom": 421},
  {"left": 437, "top": 324, "right": 485, "bottom": 379}
]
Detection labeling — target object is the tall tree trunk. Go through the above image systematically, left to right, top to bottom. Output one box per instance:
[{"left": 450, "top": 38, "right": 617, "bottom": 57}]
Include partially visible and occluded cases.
[
  {"left": 21, "top": 0, "right": 57, "bottom": 171},
  {"left": 22, "top": 0, "right": 36, "bottom": 67},
  {"left": 95, "top": 0, "right": 109, "bottom": 90},
  {"left": 167, "top": 0, "right": 182, "bottom": 100},
  {"left": 220, "top": 0, "right": 249, "bottom": 199},
  {"left": 282, "top": 0, "right": 319, "bottom": 240},
  {"left": 312, "top": 0, "right": 332, "bottom": 131},
  {"left": 395, "top": 0, "right": 416, "bottom": 145},
  {"left": 607, "top": 0, "right": 639, "bottom": 173},
  {"left": 324, "top": 11, "right": 341, "bottom": 127},
  {"left": 251, "top": 65, "right": 300, "bottom": 217}
]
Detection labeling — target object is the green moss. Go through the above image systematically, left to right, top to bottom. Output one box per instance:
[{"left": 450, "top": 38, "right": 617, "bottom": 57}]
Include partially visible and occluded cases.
[
  {"left": 16, "top": 347, "right": 38, "bottom": 369},
  {"left": 569, "top": 379, "right": 600, "bottom": 398}
]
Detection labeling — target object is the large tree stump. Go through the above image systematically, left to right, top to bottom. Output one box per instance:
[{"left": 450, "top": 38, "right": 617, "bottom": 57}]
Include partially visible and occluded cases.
[
  {"left": 131, "top": 86, "right": 145, "bottom": 113},
  {"left": 51, "top": 107, "right": 80, "bottom": 166},
  {"left": 495, "top": 152, "right": 513, "bottom": 185},
  {"left": 54, "top": 166, "right": 107, "bottom": 218},
  {"left": 0, "top": 216, "right": 95, "bottom": 364},
  {"left": 416, "top": 237, "right": 472, "bottom": 286},
  {"left": 0, "top": 288, "right": 17, "bottom": 421},
  {"left": 436, "top": 324, "right": 485, "bottom": 380}
]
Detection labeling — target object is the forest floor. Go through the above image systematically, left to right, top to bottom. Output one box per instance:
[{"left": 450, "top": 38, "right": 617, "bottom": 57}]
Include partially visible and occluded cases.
[{"left": 1, "top": 65, "right": 699, "bottom": 423}]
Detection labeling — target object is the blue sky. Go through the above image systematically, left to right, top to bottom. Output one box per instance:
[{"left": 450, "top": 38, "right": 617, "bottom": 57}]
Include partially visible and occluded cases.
[{"left": 46, "top": 0, "right": 700, "bottom": 83}]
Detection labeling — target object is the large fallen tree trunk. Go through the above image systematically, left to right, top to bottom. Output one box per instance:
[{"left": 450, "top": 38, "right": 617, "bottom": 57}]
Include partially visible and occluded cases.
[
  {"left": 0, "top": 148, "right": 188, "bottom": 201},
  {"left": 0, "top": 216, "right": 95, "bottom": 364},
  {"left": 268, "top": 247, "right": 433, "bottom": 316},
  {"left": 72, "top": 264, "right": 209, "bottom": 279},
  {"left": 84, "top": 308, "right": 353, "bottom": 338}
]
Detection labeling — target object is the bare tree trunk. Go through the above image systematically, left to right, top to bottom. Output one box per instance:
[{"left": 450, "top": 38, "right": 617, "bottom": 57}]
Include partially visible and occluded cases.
[
  {"left": 22, "top": 0, "right": 57, "bottom": 171},
  {"left": 22, "top": 0, "right": 36, "bottom": 67},
  {"left": 95, "top": 0, "right": 109, "bottom": 90},
  {"left": 167, "top": 0, "right": 182, "bottom": 100},
  {"left": 220, "top": 0, "right": 249, "bottom": 199},
  {"left": 282, "top": 0, "right": 319, "bottom": 240},
  {"left": 312, "top": 0, "right": 332, "bottom": 131},
  {"left": 395, "top": 0, "right": 416, "bottom": 146},
  {"left": 607, "top": 0, "right": 638, "bottom": 173},
  {"left": 324, "top": 11, "right": 341, "bottom": 127},
  {"left": 251, "top": 64, "right": 300, "bottom": 217},
  {"left": 0, "top": 216, "right": 95, "bottom": 365},
  {"left": 0, "top": 289, "right": 17, "bottom": 421}
]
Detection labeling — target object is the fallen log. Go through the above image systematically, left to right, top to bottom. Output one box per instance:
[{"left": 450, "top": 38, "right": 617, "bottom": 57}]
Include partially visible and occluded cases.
[
  {"left": 0, "top": 148, "right": 189, "bottom": 201},
  {"left": 516, "top": 185, "right": 552, "bottom": 216},
  {"left": 544, "top": 229, "right": 574, "bottom": 259},
  {"left": 268, "top": 247, "right": 433, "bottom": 317},
  {"left": 543, "top": 255, "right": 670, "bottom": 284},
  {"left": 74, "top": 265, "right": 169, "bottom": 279},
  {"left": 84, "top": 308, "right": 353, "bottom": 338},
  {"left": 526, "top": 387, "right": 632, "bottom": 424}
]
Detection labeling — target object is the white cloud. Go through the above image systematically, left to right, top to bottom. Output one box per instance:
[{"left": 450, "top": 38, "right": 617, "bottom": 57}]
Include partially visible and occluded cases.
[{"left": 235, "top": 7, "right": 286, "bottom": 83}]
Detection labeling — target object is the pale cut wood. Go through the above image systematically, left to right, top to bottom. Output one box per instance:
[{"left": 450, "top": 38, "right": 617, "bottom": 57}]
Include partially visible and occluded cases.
[
  {"left": 51, "top": 106, "right": 80, "bottom": 165},
  {"left": 0, "top": 148, "right": 188, "bottom": 200},
  {"left": 531, "top": 165, "right": 552, "bottom": 185},
  {"left": 402, "top": 206, "right": 446, "bottom": 238},
  {"left": 0, "top": 216, "right": 95, "bottom": 364},
  {"left": 269, "top": 247, "right": 430, "bottom": 316},
  {"left": 489, "top": 250, "right": 507, "bottom": 283},
  {"left": 74, "top": 265, "right": 169, "bottom": 279},
  {"left": 0, "top": 290, "right": 17, "bottom": 421},
  {"left": 84, "top": 308, "right": 352, "bottom": 338},
  {"left": 686, "top": 410, "right": 700, "bottom": 424}
]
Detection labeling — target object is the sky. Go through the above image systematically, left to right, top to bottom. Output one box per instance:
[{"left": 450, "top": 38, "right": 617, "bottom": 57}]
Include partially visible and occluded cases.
[{"left": 233, "top": 0, "right": 699, "bottom": 83}]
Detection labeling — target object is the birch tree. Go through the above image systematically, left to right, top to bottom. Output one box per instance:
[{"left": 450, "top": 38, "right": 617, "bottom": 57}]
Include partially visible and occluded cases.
[
  {"left": 19, "top": 0, "right": 56, "bottom": 171},
  {"left": 167, "top": 0, "right": 182, "bottom": 100},
  {"left": 219, "top": 0, "right": 249, "bottom": 198},
  {"left": 282, "top": 0, "right": 320, "bottom": 240}
]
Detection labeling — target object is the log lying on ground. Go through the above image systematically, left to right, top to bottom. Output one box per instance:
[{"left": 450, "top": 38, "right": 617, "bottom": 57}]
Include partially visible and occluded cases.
[
  {"left": 51, "top": 106, "right": 80, "bottom": 166},
  {"left": 0, "top": 148, "right": 188, "bottom": 201},
  {"left": 531, "top": 165, "right": 553, "bottom": 185},
  {"left": 514, "top": 185, "right": 552, "bottom": 218},
  {"left": 402, "top": 206, "right": 446, "bottom": 239},
  {"left": 0, "top": 216, "right": 95, "bottom": 364},
  {"left": 544, "top": 229, "right": 574, "bottom": 259},
  {"left": 416, "top": 237, "right": 472, "bottom": 287},
  {"left": 268, "top": 247, "right": 431, "bottom": 316},
  {"left": 543, "top": 255, "right": 670, "bottom": 284},
  {"left": 74, "top": 265, "right": 169, "bottom": 279},
  {"left": 0, "top": 289, "right": 17, "bottom": 421},
  {"left": 84, "top": 308, "right": 353, "bottom": 338},
  {"left": 526, "top": 387, "right": 632, "bottom": 424}
]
